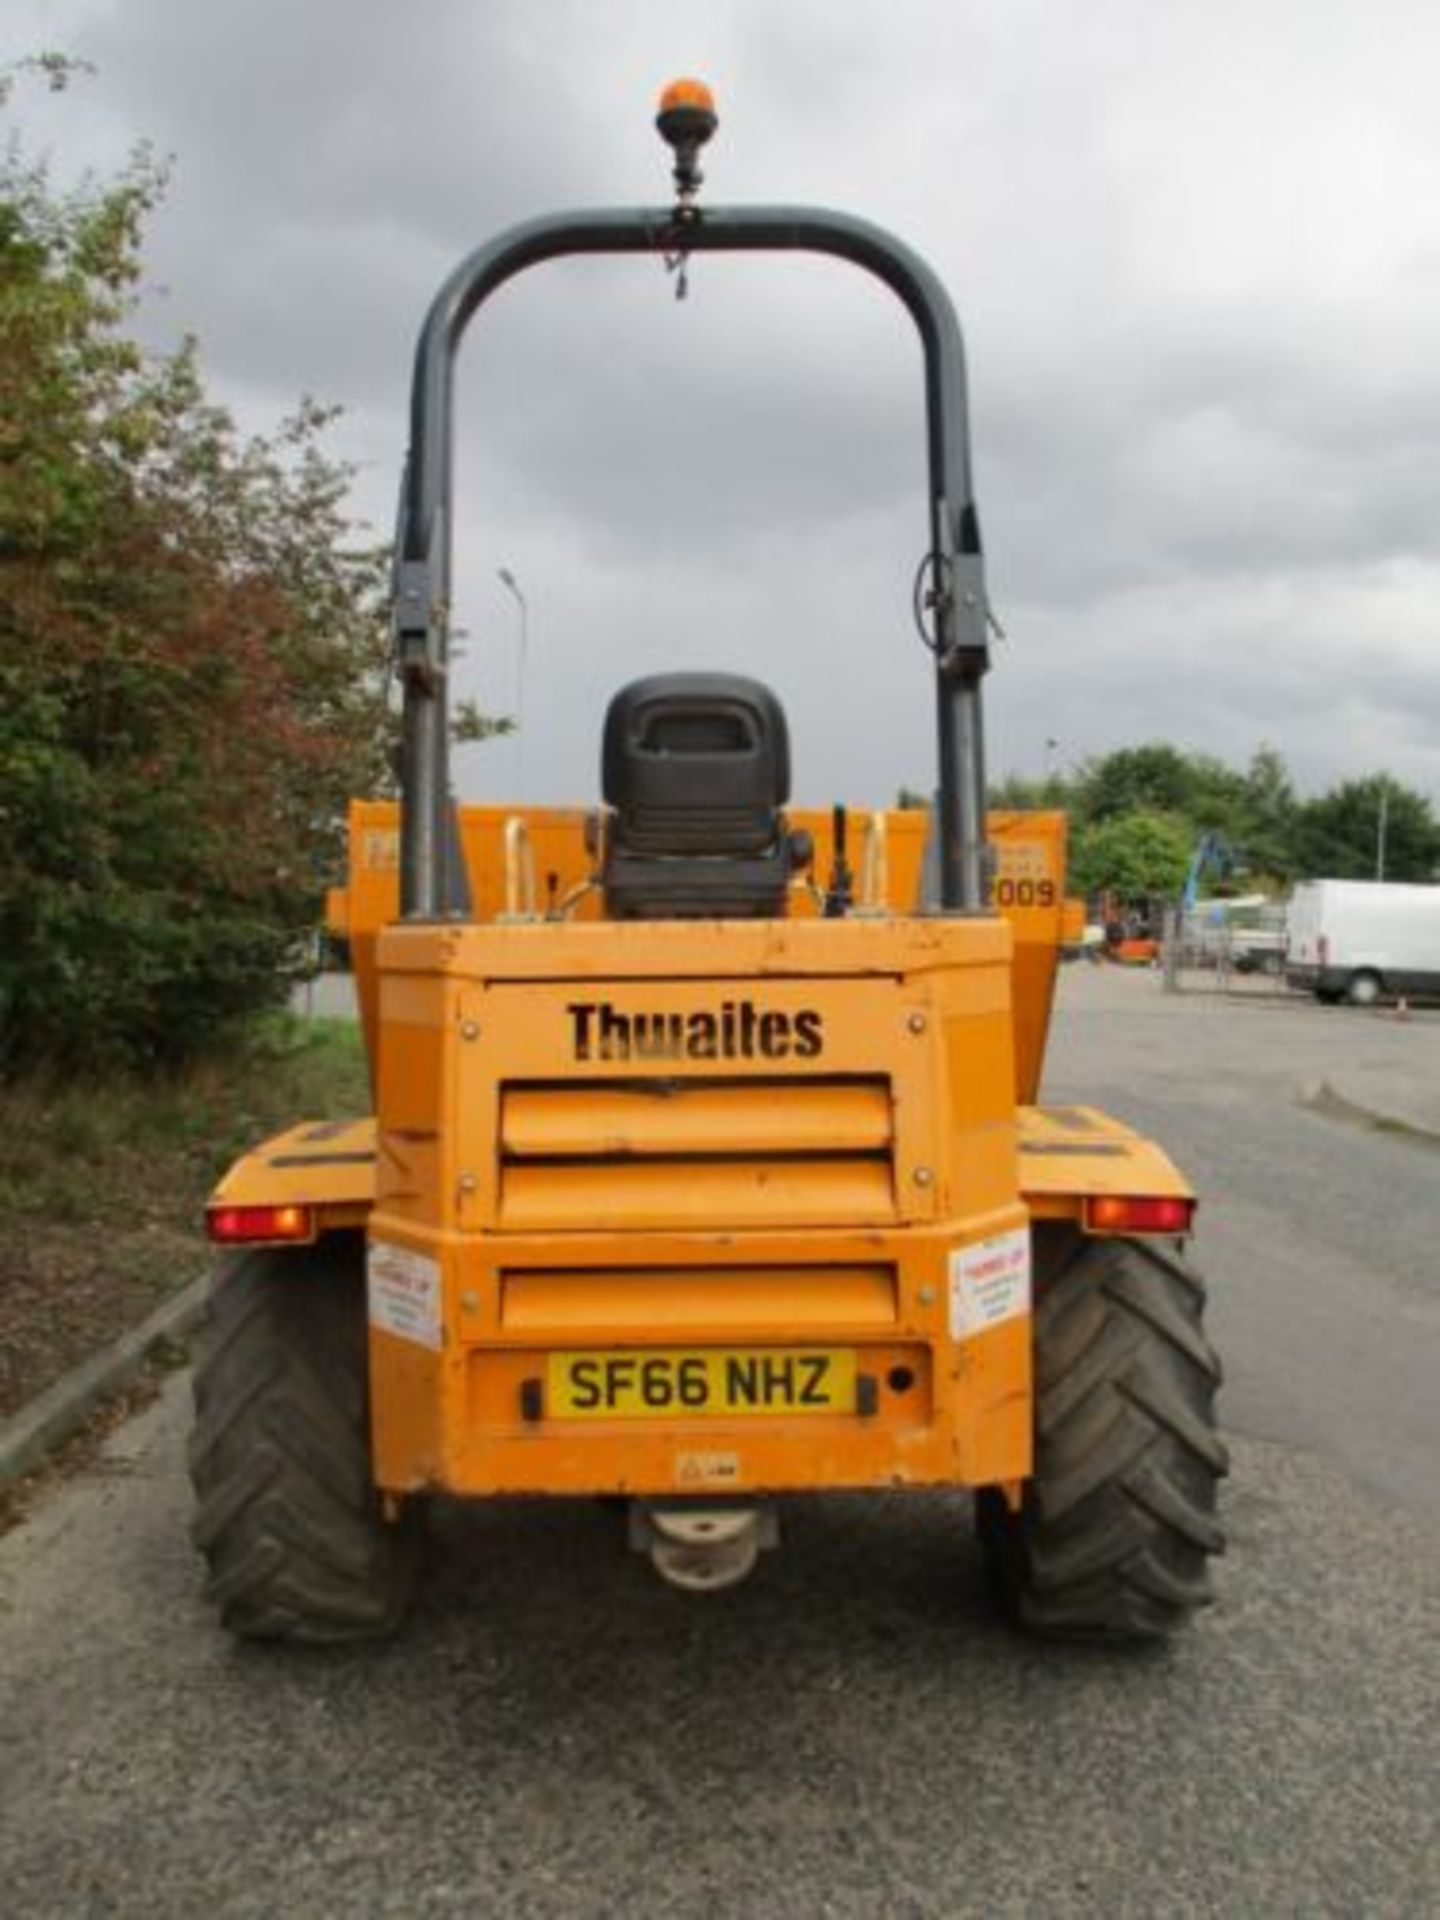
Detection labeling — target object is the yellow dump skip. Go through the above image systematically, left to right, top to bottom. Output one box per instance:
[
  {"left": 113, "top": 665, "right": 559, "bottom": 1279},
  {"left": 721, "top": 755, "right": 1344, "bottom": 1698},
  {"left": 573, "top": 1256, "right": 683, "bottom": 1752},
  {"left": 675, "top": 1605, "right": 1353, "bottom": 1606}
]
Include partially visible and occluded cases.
[{"left": 330, "top": 799, "right": 1073, "bottom": 1104}]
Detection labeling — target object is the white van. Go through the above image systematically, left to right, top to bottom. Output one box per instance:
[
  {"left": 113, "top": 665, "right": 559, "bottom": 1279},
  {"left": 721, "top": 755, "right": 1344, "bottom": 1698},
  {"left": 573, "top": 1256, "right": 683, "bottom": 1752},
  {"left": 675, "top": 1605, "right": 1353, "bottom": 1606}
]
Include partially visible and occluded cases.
[{"left": 1285, "top": 879, "right": 1440, "bottom": 1005}]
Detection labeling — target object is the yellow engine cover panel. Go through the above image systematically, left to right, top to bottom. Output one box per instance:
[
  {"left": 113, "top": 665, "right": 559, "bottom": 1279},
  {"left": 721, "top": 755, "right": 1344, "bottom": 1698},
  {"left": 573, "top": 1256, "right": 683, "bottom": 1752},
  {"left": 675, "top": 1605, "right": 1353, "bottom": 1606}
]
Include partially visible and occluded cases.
[{"left": 362, "top": 913, "right": 1038, "bottom": 1500}]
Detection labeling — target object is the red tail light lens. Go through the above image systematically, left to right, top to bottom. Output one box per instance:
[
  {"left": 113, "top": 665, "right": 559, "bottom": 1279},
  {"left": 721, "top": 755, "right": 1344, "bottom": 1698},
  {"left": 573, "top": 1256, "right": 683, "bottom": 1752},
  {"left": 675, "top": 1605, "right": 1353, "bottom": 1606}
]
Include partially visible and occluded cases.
[
  {"left": 1085, "top": 1194, "right": 1195, "bottom": 1235},
  {"left": 207, "top": 1203, "right": 314, "bottom": 1244}
]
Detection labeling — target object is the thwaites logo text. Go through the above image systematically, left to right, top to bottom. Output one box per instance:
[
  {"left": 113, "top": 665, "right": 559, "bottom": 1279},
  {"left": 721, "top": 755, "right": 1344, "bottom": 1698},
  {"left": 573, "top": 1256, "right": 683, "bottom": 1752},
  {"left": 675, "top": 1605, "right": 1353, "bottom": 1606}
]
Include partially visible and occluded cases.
[{"left": 567, "top": 999, "right": 824, "bottom": 1063}]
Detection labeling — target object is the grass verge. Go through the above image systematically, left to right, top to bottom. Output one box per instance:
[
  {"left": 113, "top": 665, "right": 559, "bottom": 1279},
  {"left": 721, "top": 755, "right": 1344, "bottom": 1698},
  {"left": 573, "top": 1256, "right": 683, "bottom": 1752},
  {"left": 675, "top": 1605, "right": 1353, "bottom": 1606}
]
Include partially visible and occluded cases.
[{"left": 0, "top": 1013, "right": 370, "bottom": 1428}]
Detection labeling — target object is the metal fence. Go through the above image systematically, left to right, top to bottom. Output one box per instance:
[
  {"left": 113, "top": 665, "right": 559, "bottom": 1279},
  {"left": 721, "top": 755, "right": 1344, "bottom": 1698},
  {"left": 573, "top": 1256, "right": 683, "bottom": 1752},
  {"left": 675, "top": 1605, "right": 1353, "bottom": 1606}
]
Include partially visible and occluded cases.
[{"left": 1160, "top": 908, "right": 1291, "bottom": 997}]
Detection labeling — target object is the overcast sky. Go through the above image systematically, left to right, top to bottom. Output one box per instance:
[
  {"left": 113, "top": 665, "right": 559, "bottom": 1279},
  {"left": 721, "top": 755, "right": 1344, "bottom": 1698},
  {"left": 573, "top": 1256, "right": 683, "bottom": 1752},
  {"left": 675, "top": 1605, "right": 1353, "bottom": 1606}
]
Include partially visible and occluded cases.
[{"left": 5, "top": 1, "right": 1439, "bottom": 812}]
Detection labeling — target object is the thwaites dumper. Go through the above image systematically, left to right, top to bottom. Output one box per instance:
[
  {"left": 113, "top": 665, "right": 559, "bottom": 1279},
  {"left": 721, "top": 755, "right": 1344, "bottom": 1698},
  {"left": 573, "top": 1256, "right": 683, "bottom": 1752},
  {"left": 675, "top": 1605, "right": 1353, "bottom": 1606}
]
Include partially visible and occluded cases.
[{"left": 190, "top": 84, "right": 1226, "bottom": 1641}]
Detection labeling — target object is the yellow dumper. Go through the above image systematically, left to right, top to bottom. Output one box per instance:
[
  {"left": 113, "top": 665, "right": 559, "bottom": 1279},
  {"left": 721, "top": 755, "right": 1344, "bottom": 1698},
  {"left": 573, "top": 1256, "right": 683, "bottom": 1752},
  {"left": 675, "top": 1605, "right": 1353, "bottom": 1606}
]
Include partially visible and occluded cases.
[{"left": 189, "top": 84, "right": 1225, "bottom": 1642}]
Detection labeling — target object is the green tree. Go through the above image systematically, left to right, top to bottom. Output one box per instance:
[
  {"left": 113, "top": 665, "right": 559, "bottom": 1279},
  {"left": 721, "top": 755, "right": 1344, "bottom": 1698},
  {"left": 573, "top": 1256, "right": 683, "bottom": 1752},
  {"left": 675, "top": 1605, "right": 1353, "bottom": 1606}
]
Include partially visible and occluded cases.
[
  {"left": 0, "top": 60, "right": 393, "bottom": 1067},
  {"left": 983, "top": 739, "right": 1437, "bottom": 899},
  {"left": 1066, "top": 741, "right": 1306, "bottom": 890},
  {"left": 1073, "top": 743, "right": 1250, "bottom": 835},
  {"left": 1236, "top": 743, "right": 1299, "bottom": 882},
  {"left": 986, "top": 770, "right": 1078, "bottom": 813},
  {"left": 1293, "top": 776, "right": 1440, "bottom": 883},
  {"left": 1068, "top": 809, "right": 1193, "bottom": 904}
]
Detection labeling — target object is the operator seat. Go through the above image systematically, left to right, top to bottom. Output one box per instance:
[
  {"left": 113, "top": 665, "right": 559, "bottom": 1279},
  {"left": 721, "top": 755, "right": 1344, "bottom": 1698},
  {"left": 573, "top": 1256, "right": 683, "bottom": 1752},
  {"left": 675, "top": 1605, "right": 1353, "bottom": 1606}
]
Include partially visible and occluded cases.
[{"left": 599, "top": 672, "right": 803, "bottom": 919}]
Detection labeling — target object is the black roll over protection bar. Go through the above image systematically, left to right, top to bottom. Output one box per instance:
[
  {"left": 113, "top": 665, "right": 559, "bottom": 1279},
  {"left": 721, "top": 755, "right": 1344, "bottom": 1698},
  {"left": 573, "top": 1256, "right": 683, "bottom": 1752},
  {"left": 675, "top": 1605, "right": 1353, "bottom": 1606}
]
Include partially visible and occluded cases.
[{"left": 392, "top": 81, "right": 994, "bottom": 918}]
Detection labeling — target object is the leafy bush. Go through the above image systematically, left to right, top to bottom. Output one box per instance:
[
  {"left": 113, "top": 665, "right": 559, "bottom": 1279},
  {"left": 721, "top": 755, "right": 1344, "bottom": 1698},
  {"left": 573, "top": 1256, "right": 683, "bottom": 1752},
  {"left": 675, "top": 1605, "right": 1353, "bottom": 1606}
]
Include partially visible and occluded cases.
[{"left": 0, "top": 62, "right": 391, "bottom": 1068}]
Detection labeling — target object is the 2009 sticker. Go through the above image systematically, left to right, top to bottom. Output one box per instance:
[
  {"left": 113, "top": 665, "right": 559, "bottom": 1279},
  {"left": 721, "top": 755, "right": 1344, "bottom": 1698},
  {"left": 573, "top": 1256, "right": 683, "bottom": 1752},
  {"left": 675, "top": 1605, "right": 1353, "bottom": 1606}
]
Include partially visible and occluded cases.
[
  {"left": 949, "top": 1227, "right": 1031, "bottom": 1339},
  {"left": 367, "top": 1241, "right": 441, "bottom": 1350}
]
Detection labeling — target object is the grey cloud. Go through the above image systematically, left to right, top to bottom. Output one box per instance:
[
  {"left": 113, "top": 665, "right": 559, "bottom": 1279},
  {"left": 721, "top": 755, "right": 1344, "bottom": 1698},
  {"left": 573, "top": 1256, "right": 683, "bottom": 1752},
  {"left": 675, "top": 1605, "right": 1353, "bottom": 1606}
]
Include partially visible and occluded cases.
[{"left": 5, "top": 0, "right": 1438, "bottom": 809}]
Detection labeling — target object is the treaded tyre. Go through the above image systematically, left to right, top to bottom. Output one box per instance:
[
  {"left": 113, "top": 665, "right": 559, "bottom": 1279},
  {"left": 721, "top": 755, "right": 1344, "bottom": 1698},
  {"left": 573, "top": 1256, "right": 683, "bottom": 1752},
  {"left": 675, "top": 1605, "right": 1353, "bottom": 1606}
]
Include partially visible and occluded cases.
[
  {"left": 980, "top": 1228, "right": 1228, "bottom": 1642},
  {"left": 188, "top": 1231, "right": 418, "bottom": 1643}
]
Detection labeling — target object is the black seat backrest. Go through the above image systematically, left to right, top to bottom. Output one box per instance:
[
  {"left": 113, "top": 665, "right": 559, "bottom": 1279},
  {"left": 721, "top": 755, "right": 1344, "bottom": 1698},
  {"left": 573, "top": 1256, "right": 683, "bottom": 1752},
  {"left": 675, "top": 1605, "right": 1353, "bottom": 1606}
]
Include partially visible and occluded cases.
[{"left": 600, "top": 673, "right": 793, "bottom": 918}]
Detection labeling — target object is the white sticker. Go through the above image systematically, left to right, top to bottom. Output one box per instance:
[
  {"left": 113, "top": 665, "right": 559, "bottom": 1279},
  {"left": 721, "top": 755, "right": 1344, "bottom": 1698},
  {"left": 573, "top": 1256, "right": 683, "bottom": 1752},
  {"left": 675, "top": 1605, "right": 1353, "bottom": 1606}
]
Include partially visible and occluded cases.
[
  {"left": 361, "top": 828, "right": 399, "bottom": 871},
  {"left": 949, "top": 1227, "right": 1031, "bottom": 1340},
  {"left": 367, "top": 1241, "right": 442, "bottom": 1350}
]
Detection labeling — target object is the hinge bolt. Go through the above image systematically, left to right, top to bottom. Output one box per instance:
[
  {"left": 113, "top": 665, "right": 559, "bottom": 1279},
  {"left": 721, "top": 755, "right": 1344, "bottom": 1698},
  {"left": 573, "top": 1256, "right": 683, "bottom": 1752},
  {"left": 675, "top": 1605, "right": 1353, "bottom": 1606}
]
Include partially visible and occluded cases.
[
  {"left": 907, "top": 1012, "right": 927, "bottom": 1034},
  {"left": 460, "top": 1019, "right": 480, "bottom": 1040},
  {"left": 914, "top": 1166, "right": 933, "bottom": 1187}
]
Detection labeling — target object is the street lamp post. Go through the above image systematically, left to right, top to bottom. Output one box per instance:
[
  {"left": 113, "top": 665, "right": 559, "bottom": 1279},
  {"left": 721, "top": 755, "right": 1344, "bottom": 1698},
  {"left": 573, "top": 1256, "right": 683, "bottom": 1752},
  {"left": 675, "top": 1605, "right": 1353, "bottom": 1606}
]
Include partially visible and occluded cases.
[{"left": 496, "top": 567, "right": 529, "bottom": 799}]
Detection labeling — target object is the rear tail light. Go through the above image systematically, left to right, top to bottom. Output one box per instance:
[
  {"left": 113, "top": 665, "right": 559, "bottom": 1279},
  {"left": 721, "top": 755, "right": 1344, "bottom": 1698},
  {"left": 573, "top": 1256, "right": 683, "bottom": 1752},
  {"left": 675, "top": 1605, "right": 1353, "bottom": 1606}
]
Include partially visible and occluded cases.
[
  {"left": 1085, "top": 1194, "right": 1195, "bottom": 1235},
  {"left": 207, "top": 1202, "right": 315, "bottom": 1244}
]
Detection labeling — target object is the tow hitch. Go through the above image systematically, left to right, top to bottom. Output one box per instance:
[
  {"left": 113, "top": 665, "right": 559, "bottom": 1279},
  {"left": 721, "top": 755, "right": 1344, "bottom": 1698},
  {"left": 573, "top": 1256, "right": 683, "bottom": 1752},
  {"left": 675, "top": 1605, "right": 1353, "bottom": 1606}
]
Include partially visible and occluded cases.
[{"left": 628, "top": 1501, "right": 778, "bottom": 1592}]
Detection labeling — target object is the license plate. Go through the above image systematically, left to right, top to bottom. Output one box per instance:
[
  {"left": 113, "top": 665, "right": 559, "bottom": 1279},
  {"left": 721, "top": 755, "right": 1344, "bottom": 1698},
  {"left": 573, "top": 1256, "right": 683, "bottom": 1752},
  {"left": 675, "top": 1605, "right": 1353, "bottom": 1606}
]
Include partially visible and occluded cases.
[{"left": 547, "top": 1347, "right": 856, "bottom": 1420}]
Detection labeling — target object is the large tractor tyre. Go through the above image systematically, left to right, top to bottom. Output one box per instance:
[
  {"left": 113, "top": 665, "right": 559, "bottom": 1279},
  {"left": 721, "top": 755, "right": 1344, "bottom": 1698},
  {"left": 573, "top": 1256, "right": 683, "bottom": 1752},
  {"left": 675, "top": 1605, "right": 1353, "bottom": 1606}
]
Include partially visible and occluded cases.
[
  {"left": 980, "top": 1230, "right": 1228, "bottom": 1643},
  {"left": 188, "top": 1232, "right": 418, "bottom": 1644}
]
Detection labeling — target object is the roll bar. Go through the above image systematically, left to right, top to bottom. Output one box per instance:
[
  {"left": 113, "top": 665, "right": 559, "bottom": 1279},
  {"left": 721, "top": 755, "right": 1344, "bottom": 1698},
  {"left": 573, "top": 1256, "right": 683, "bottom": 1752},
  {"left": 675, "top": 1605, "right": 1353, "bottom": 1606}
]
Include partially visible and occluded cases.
[{"left": 393, "top": 204, "right": 993, "bottom": 916}]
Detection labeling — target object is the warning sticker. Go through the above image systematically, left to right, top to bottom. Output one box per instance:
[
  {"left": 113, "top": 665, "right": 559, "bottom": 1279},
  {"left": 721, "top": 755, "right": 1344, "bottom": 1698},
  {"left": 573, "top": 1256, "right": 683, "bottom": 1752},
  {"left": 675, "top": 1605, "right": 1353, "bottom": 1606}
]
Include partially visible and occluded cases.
[
  {"left": 361, "top": 828, "right": 399, "bottom": 871},
  {"left": 994, "top": 840, "right": 1050, "bottom": 883},
  {"left": 949, "top": 1227, "right": 1031, "bottom": 1340},
  {"left": 367, "top": 1241, "right": 442, "bottom": 1350},
  {"left": 675, "top": 1450, "right": 742, "bottom": 1487}
]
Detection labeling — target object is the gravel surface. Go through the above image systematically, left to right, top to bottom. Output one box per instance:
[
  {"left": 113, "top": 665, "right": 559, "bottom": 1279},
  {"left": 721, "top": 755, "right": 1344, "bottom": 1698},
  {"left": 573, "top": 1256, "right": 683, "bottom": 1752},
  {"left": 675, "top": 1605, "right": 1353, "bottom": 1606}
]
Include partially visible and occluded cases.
[{"left": 1, "top": 1381, "right": 1435, "bottom": 1917}]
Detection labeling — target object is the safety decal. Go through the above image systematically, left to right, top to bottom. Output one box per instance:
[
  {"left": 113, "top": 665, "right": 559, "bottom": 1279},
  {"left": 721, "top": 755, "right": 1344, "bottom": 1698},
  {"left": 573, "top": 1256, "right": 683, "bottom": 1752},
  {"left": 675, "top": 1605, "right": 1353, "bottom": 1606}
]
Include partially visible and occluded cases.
[
  {"left": 361, "top": 828, "right": 399, "bottom": 871},
  {"left": 948, "top": 1226, "right": 1031, "bottom": 1340},
  {"left": 367, "top": 1241, "right": 442, "bottom": 1350},
  {"left": 675, "top": 1450, "right": 742, "bottom": 1487}
]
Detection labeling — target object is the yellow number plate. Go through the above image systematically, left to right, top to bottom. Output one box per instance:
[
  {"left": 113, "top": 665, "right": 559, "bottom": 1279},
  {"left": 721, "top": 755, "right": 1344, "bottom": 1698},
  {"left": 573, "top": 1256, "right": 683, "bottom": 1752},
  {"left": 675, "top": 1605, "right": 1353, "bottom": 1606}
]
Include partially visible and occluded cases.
[{"left": 547, "top": 1348, "right": 856, "bottom": 1420}]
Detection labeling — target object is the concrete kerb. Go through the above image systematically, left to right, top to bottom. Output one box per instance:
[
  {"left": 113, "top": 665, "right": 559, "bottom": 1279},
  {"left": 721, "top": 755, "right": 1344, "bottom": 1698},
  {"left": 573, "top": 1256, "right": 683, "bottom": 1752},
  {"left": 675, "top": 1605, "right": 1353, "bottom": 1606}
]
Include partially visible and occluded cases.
[
  {"left": 1304, "top": 1079, "right": 1440, "bottom": 1149},
  {"left": 0, "top": 1272, "right": 209, "bottom": 1481}
]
